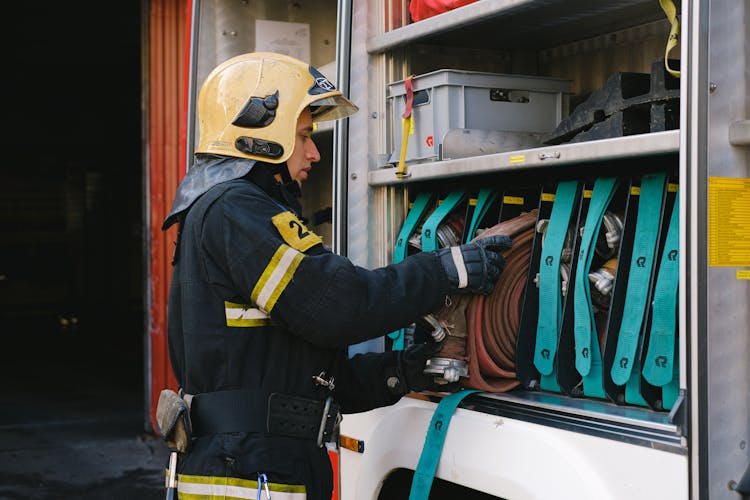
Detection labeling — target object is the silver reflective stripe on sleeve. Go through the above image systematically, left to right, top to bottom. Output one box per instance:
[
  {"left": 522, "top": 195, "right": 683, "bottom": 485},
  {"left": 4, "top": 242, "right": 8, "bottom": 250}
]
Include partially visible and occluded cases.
[
  {"left": 251, "top": 244, "right": 304, "bottom": 314},
  {"left": 450, "top": 246, "right": 468, "bottom": 289},
  {"left": 224, "top": 301, "right": 271, "bottom": 327},
  {"left": 177, "top": 473, "right": 307, "bottom": 499}
]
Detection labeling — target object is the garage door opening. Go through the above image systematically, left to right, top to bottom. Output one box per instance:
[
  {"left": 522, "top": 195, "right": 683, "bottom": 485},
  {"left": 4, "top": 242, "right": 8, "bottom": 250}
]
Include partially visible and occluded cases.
[{"left": 0, "top": 2, "right": 145, "bottom": 434}]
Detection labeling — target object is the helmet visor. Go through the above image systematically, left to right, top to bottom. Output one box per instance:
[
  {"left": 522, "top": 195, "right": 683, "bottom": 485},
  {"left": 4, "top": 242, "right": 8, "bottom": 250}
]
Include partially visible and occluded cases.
[{"left": 310, "top": 95, "right": 359, "bottom": 123}]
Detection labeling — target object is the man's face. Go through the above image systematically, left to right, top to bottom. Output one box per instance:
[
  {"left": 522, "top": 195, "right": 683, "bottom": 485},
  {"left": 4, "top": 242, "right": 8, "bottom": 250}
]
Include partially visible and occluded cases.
[{"left": 284, "top": 107, "right": 320, "bottom": 185}]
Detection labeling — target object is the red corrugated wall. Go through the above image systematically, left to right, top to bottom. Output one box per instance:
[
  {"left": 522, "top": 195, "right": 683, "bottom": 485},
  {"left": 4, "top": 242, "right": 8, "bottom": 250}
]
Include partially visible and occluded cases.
[{"left": 148, "top": 0, "right": 190, "bottom": 432}]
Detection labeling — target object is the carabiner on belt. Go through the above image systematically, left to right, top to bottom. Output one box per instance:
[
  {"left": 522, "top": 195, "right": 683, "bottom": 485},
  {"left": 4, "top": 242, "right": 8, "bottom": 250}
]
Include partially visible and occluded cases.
[{"left": 257, "top": 472, "right": 271, "bottom": 500}]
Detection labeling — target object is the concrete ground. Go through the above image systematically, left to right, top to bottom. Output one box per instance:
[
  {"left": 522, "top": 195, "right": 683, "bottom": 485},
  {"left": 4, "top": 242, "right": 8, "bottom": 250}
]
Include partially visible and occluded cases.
[
  {"left": 0, "top": 316, "right": 170, "bottom": 500},
  {"left": 0, "top": 389, "right": 170, "bottom": 500}
]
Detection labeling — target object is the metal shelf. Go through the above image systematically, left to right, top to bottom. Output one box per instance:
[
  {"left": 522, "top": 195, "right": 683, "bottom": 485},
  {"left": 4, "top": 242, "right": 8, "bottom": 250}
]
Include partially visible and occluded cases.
[
  {"left": 367, "top": 0, "right": 665, "bottom": 53},
  {"left": 368, "top": 129, "right": 679, "bottom": 186},
  {"left": 466, "top": 390, "right": 686, "bottom": 455}
]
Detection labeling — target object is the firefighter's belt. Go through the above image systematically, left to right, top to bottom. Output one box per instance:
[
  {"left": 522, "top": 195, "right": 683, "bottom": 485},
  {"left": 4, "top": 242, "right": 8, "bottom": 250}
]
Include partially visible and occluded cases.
[{"left": 190, "top": 390, "right": 341, "bottom": 445}]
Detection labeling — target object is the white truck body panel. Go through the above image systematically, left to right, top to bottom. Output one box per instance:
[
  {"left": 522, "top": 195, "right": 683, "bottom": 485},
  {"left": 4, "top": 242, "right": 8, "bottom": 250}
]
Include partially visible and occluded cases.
[{"left": 340, "top": 397, "right": 688, "bottom": 500}]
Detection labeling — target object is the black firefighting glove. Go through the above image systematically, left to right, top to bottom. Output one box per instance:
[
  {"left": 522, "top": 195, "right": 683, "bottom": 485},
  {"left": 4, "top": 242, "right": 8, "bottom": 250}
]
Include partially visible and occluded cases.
[
  {"left": 436, "top": 234, "right": 512, "bottom": 295},
  {"left": 387, "top": 341, "right": 460, "bottom": 395}
]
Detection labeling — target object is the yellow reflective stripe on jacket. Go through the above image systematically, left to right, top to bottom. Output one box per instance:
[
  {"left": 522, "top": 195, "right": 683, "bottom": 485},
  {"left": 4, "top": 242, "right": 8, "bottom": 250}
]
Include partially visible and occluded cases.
[
  {"left": 251, "top": 244, "right": 303, "bottom": 313},
  {"left": 224, "top": 301, "right": 271, "bottom": 327},
  {"left": 177, "top": 473, "right": 306, "bottom": 499}
]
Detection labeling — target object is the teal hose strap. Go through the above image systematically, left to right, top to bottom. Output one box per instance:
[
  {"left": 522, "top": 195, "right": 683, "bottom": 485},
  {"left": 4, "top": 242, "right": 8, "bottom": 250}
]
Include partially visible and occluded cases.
[
  {"left": 611, "top": 173, "right": 667, "bottom": 388},
  {"left": 573, "top": 178, "right": 618, "bottom": 394},
  {"left": 573, "top": 178, "right": 618, "bottom": 398},
  {"left": 534, "top": 181, "right": 578, "bottom": 389},
  {"left": 465, "top": 188, "right": 498, "bottom": 243},
  {"left": 421, "top": 191, "right": 466, "bottom": 252},
  {"left": 388, "top": 192, "right": 434, "bottom": 351},
  {"left": 394, "top": 193, "right": 433, "bottom": 263},
  {"left": 643, "top": 195, "right": 680, "bottom": 408},
  {"left": 662, "top": 359, "right": 680, "bottom": 409},
  {"left": 625, "top": 362, "right": 648, "bottom": 406},
  {"left": 409, "top": 390, "right": 481, "bottom": 500}
]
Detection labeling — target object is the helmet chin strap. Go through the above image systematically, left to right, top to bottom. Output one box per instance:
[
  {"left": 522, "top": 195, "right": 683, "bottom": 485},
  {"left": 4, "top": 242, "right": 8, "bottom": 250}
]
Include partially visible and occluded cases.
[
  {"left": 267, "top": 161, "right": 303, "bottom": 216},
  {"left": 276, "top": 161, "right": 293, "bottom": 184},
  {"left": 273, "top": 162, "right": 302, "bottom": 198}
]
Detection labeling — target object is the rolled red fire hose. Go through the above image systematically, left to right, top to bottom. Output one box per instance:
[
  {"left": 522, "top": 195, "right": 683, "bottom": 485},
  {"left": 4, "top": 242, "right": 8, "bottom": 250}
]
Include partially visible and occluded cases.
[
  {"left": 433, "top": 210, "right": 538, "bottom": 392},
  {"left": 465, "top": 210, "right": 537, "bottom": 391}
]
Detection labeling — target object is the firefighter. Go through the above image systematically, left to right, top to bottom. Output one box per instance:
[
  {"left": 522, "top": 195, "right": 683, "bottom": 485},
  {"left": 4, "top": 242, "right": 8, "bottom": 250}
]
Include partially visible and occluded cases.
[{"left": 161, "top": 52, "right": 512, "bottom": 500}]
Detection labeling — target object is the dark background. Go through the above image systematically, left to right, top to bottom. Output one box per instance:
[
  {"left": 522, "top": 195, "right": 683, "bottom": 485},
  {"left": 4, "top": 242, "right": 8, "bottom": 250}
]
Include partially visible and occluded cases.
[
  {"left": 0, "top": 3, "right": 144, "bottom": 403},
  {"left": 0, "top": 4, "right": 166, "bottom": 498}
]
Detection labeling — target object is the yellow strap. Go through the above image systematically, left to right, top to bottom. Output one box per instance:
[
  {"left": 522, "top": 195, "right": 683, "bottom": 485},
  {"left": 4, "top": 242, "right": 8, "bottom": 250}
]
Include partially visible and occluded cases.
[
  {"left": 659, "top": 0, "right": 681, "bottom": 78},
  {"left": 396, "top": 75, "right": 416, "bottom": 179},
  {"left": 396, "top": 115, "right": 413, "bottom": 178}
]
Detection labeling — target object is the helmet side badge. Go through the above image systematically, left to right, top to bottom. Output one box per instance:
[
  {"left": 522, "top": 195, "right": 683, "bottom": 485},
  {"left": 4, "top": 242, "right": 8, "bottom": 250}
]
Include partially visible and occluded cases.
[
  {"left": 232, "top": 90, "right": 279, "bottom": 128},
  {"left": 232, "top": 90, "right": 283, "bottom": 159}
]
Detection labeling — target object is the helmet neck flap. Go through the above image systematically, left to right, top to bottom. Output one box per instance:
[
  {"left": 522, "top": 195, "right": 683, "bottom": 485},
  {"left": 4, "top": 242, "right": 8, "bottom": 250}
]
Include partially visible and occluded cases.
[
  {"left": 162, "top": 155, "right": 255, "bottom": 230},
  {"left": 162, "top": 156, "right": 303, "bottom": 230}
]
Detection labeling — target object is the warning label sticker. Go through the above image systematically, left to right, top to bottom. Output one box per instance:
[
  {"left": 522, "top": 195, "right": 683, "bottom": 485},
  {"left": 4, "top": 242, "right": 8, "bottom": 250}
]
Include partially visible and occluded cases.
[{"left": 708, "top": 176, "right": 750, "bottom": 267}]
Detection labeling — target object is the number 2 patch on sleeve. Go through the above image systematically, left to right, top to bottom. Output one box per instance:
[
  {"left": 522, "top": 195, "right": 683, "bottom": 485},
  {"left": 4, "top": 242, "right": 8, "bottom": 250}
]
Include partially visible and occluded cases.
[{"left": 271, "top": 211, "right": 323, "bottom": 252}]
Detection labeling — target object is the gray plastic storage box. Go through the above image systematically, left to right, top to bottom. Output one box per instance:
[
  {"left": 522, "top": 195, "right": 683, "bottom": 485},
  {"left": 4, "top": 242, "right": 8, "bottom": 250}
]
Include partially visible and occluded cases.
[{"left": 387, "top": 69, "right": 571, "bottom": 165}]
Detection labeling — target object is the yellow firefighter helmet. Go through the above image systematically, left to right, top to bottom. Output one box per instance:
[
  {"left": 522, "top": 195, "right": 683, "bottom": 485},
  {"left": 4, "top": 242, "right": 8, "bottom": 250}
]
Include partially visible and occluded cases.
[{"left": 195, "top": 52, "right": 358, "bottom": 163}]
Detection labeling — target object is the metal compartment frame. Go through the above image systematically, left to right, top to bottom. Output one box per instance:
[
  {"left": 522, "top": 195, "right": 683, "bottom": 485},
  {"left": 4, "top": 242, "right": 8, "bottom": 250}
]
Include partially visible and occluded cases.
[{"left": 335, "top": 0, "right": 750, "bottom": 498}]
